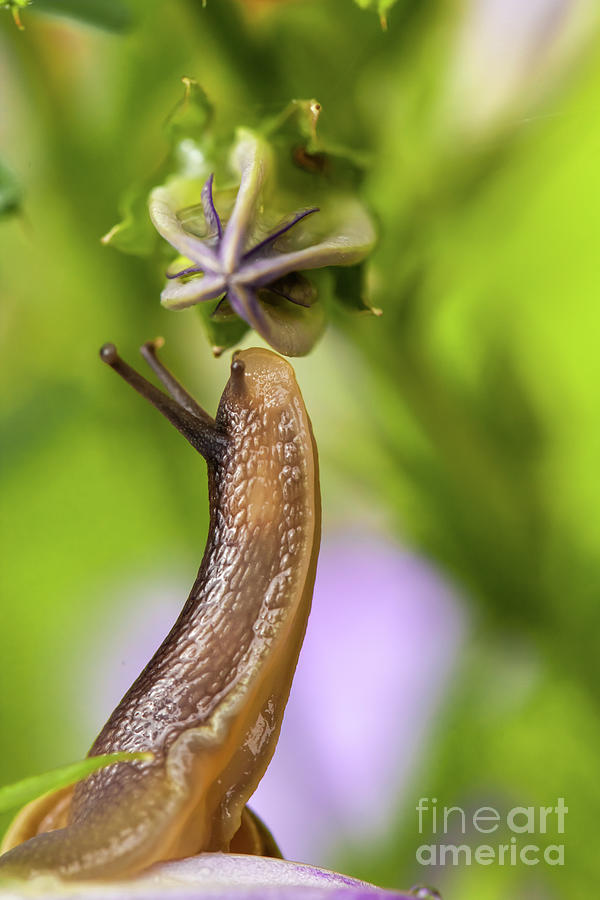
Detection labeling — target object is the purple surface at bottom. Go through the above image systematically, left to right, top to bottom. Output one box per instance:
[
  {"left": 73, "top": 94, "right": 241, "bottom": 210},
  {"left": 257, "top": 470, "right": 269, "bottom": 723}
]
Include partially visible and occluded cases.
[{"left": 0, "top": 854, "right": 415, "bottom": 900}]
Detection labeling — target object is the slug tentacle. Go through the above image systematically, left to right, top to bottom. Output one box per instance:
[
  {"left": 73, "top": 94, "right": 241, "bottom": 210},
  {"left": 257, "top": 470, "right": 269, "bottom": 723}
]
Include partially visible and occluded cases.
[
  {"left": 140, "top": 339, "right": 215, "bottom": 425},
  {"left": 0, "top": 343, "right": 320, "bottom": 882},
  {"left": 99, "top": 343, "right": 227, "bottom": 462},
  {"left": 229, "top": 354, "right": 246, "bottom": 391}
]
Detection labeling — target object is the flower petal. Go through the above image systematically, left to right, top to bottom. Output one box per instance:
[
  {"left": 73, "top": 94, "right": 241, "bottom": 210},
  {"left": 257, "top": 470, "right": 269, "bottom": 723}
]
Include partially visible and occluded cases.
[
  {"left": 219, "top": 129, "right": 271, "bottom": 273},
  {"left": 201, "top": 173, "right": 223, "bottom": 239},
  {"left": 149, "top": 187, "right": 220, "bottom": 272},
  {"left": 236, "top": 196, "right": 376, "bottom": 288},
  {"left": 243, "top": 208, "right": 320, "bottom": 260},
  {"left": 161, "top": 273, "right": 227, "bottom": 310},
  {"left": 268, "top": 273, "right": 317, "bottom": 308},
  {"left": 229, "top": 284, "right": 325, "bottom": 357}
]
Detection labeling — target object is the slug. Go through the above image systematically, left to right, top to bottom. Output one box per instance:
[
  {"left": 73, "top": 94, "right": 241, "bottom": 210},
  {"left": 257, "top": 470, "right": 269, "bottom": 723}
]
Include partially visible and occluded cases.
[{"left": 0, "top": 341, "right": 320, "bottom": 881}]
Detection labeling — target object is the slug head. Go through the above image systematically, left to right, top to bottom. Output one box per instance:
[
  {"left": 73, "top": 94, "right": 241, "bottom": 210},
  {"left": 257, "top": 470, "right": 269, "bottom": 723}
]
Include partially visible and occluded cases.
[{"left": 218, "top": 348, "right": 300, "bottom": 425}]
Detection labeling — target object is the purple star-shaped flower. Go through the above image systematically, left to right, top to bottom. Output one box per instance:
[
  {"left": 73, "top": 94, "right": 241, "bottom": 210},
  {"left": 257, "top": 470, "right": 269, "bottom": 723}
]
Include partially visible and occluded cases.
[{"left": 150, "top": 130, "right": 375, "bottom": 355}]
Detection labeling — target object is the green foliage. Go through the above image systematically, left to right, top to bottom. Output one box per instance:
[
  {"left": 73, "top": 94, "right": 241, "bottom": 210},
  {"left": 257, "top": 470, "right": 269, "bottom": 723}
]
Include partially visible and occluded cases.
[
  {"left": 2, "top": 0, "right": 133, "bottom": 30},
  {"left": 37, "top": 0, "right": 133, "bottom": 30},
  {"left": 0, "top": 160, "right": 21, "bottom": 217},
  {"left": 0, "top": 752, "right": 153, "bottom": 814}
]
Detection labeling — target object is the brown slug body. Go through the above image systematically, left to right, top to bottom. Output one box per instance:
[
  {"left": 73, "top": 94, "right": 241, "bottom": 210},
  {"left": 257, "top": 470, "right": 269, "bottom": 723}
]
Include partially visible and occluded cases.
[{"left": 0, "top": 343, "right": 320, "bottom": 881}]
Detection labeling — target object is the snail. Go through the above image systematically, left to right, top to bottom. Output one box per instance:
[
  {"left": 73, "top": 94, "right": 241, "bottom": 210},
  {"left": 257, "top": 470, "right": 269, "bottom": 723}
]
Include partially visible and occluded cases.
[{"left": 0, "top": 341, "right": 321, "bottom": 880}]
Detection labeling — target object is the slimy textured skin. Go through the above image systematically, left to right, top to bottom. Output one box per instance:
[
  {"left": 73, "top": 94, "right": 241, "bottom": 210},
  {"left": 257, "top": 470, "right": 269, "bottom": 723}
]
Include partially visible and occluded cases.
[{"left": 0, "top": 343, "right": 320, "bottom": 881}]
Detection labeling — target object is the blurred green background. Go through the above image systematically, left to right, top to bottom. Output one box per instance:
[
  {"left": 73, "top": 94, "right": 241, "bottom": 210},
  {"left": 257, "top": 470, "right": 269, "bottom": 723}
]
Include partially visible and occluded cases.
[{"left": 1, "top": 1, "right": 599, "bottom": 898}]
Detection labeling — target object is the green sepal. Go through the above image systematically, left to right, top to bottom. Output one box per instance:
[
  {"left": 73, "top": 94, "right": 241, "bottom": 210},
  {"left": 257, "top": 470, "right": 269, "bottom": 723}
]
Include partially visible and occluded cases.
[
  {"left": 1, "top": 0, "right": 28, "bottom": 29},
  {"left": 353, "top": 0, "right": 397, "bottom": 27},
  {"left": 103, "top": 78, "right": 216, "bottom": 255},
  {"left": 164, "top": 78, "right": 214, "bottom": 145},
  {"left": 262, "top": 98, "right": 368, "bottom": 191},
  {"left": 102, "top": 179, "right": 159, "bottom": 255},
  {"left": 331, "top": 263, "right": 380, "bottom": 315},
  {"left": 195, "top": 299, "right": 250, "bottom": 358},
  {"left": 0, "top": 751, "right": 153, "bottom": 814}
]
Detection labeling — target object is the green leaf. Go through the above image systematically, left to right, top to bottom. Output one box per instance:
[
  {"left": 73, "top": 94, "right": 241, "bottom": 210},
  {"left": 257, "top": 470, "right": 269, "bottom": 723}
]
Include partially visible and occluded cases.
[
  {"left": 34, "top": 0, "right": 134, "bottom": 31},
  {"left": 0, "top": 160, "right": 21, "bottom": 218},
  {"left": 0, "top": 751, "right": 153, "bottom": 814}
]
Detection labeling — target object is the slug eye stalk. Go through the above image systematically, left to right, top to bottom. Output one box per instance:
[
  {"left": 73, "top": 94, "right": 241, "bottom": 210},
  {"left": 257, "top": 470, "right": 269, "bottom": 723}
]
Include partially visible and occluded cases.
[
  {"left": 140, "top": 339, "right": 216, "bottom": 425},
  {"left": 99, "top": 341, "right": 228, "bottom": 463}
]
